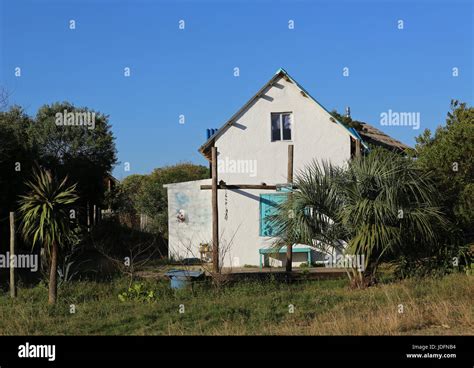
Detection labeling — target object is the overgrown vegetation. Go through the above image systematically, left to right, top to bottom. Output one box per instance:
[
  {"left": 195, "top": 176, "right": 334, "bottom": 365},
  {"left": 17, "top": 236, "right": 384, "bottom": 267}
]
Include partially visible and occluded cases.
[
  {"left": 0, "top": 93, "right": 471, "bottom": 336},
  {"left": 414, "top": 100, "right": 473, "bottom": 244},
  {"left": 274, "top": 102, "right": 473, "bottom": 286},
  {"left": 273, "top": 149, "right": 455, "bottom": 287},
  {"left": 0, "top": 273, "right": 471, "bottom": 335}
]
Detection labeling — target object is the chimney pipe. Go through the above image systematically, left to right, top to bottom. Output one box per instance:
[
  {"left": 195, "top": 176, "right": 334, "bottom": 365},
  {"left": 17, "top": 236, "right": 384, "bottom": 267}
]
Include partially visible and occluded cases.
[{"left": 345, "top": 106, "right": 351, "bottom": 118}]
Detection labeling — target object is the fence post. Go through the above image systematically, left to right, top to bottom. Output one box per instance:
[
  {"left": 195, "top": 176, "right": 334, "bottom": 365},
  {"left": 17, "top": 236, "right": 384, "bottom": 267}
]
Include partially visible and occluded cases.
[{"left": 10, "top": 211, "right": 16, "bottom": 298}]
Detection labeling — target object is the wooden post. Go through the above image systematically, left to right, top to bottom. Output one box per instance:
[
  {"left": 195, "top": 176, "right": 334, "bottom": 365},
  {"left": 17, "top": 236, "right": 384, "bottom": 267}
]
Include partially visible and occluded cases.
[
  {"left": 355, "top": 139, "right": 361, "bottom": 158},
  {"left": 286, "top": 145, "right": 294, "bottom": 273},
  {"left": 287, "top": 145, "right": 294, "bottom": 184},
  {"left": 211, "top": 146, "right": 219, "bottom": 273},
  {"left": 108, "top": 178, "right": 112, "bottom": 211},
  {"left": 201, "top": 184, "right": 278, "bottom": 190},
  {"left": 86, "top": 201, "right": 90, "bottom": 232},
  {"left": 93, "top": 204, "right": 97, "bottom": 226},
  {"left": 9, "top": 212, "right": 16, "bottom": 298}
]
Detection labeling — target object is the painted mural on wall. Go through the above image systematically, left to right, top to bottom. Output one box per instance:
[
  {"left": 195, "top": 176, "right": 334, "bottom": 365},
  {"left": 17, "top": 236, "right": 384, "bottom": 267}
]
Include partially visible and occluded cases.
[
  {"left": 173, "top": 190, "right": 210, "bottom": 226},
  {"left": 174, "top": 192, "right": 188, "bottom": 223}
]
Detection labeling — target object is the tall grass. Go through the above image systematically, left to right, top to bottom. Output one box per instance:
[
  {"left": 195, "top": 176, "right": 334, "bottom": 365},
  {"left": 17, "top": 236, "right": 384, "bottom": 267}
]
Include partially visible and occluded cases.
[{"left": 0, "top": 274, "right": 471, "bottom": 335}]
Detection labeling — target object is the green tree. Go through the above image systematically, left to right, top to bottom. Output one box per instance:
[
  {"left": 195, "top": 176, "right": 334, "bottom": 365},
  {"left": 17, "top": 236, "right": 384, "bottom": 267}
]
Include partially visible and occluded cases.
[
  {"left": 0, "top": 86, "right": 9, "bottom": 111},
  {"left": 415, "top": 100, "right": 474, "bottom": 244},
  {"left": 30, "top": 102, "right": 117, "bottom": 221},
  {"left": 0, "top": 106, "right": 36, "bottom": 211},
  {"left": 18, "top": 168, "right": 79, "bottom": 304},
  {"left": 108, "top": 174, "right": 148, "bottom": 227}
]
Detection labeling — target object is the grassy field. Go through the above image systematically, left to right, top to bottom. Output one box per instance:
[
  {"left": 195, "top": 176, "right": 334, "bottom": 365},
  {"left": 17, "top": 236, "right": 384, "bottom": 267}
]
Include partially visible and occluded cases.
[{"left": 0, "top": 273, "right": 472, "bottom": 335}]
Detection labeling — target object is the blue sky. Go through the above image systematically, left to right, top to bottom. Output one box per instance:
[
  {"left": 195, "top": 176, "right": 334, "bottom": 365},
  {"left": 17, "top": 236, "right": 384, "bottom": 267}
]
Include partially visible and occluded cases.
[{"left": 1, "top": 0, "right": 472, "bottom": 179}]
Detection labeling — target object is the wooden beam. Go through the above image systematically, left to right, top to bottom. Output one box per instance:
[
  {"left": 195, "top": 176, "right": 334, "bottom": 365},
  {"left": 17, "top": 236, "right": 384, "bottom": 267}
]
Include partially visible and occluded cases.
[
  {"left": 355, "top": 139, "right": 361, "bottom": 157},
  {"left": 286, "top": 145, "right": 294, "bottom": 273},
  {"left": 287, "top": 145, "right": 294, "bottom": 183},
  {"left": 211, "top": 147, "right": 219, "bottom": 273},
  {"left": 201, "top": 184, "right": 277, "bottom": 190},
  {"left": 9, "top": 212, "right": 16, "bottom": 298}
]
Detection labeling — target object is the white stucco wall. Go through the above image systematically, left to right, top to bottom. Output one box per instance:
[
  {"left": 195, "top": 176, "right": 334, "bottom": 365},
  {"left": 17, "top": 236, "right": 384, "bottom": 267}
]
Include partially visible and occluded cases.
[
  {"left": 166, "top": 75, "right": 352, "bottom": 267},
  {"left": 165, "top": 179, "right": 212, "bottom": 261}
]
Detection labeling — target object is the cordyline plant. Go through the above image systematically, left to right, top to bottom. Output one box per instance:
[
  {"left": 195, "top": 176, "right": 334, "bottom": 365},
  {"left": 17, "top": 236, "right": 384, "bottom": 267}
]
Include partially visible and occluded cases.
[
  {"left": 272, "top": 148, "right": 447, "bottom": 288},
  {"left": 18, "top": 167, "right": 79, "bottom": 304}
]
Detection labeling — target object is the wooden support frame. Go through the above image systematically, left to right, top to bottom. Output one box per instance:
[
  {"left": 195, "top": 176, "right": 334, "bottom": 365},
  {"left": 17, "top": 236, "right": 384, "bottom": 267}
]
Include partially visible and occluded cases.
[
  {"left": 355, "top": 139, "right": 361, "bottom": 158},
  {"left": 203, "top": 144, "right": 296, "bottom": 274},
  {"left": 286, "top": 145, "right": 294, "bottom": 273},
  {"left": 211, "top": 147, "right": 219, "bottom": 273},
  {"left": 201, "top": 183, "right": 277, "bottom": 190}
]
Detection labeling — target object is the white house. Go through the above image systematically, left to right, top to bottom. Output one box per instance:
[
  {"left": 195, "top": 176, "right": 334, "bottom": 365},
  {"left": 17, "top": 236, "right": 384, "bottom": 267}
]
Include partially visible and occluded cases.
[{"left": 164, "top": 68, "right": 408, "bottom": 268}]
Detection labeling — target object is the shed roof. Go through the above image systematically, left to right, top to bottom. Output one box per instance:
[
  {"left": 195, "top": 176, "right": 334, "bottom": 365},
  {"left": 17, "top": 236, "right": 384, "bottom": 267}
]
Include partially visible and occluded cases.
[{"left": 358, "top": 122, "right": 411, "bottom": 151}]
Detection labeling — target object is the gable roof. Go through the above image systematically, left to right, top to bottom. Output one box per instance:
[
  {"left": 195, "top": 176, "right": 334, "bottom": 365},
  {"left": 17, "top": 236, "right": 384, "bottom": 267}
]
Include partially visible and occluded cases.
[{"left": 198, "top": 68, "right": 366, "bottom": 160}]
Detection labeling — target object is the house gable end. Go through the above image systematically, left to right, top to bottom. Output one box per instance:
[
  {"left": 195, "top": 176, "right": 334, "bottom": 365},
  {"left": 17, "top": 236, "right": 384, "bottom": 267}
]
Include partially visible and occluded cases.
[{"left": 199, "top": 68, "right": 362, "bottom": 161}]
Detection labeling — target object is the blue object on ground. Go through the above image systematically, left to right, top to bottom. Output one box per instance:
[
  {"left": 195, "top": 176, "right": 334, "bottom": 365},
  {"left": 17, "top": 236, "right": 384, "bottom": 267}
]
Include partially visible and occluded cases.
[{"left": 165, "top": 269, "right": 204, "bottom": 289}]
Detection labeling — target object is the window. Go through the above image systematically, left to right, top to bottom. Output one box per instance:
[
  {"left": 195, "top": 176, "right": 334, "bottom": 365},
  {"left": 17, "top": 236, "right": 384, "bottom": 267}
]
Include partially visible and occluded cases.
[{"left": 271, "top": 113, "right": 292, "bottom": 141}]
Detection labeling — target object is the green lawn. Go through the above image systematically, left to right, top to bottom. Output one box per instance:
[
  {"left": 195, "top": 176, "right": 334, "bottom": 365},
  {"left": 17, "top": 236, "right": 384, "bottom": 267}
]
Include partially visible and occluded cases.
[{"left": 0, "top": 273, "right": 472, "bottom": 335}]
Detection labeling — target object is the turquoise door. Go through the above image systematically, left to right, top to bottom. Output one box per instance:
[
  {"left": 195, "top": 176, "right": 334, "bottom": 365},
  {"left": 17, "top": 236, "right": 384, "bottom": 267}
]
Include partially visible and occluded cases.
[{"left": 259, "top": 193, "right": 287, "bottom": 237}]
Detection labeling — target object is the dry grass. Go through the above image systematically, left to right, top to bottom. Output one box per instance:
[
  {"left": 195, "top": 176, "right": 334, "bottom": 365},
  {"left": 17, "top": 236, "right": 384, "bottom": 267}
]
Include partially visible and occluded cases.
[
  {"left": 0, "top": 273, "right": 472, "bottom": 335},
  {"left": 204, "top": 274, "right": 473, "bottom": 335}
]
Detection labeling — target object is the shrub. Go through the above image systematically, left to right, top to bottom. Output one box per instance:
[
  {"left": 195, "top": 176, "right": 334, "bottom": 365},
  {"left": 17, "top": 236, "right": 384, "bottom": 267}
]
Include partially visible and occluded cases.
[{"left": 118, "top": 283, "right": 157, "bottom": 303}]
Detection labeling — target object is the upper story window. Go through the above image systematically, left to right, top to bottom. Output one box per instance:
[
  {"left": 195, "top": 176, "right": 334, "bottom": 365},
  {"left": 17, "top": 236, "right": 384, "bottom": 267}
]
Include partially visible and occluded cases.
[{"left": 271, "top": 112, "right": 292, "bottom": 141}]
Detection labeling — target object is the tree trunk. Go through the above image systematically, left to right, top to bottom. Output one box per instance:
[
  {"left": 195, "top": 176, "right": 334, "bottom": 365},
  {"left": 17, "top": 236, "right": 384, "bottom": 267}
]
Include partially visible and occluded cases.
[
  {"left": 48, "top": 242, "right": 58, "bottom": 304},
  {"left": 285, "top": 245, "right": 293, "bottom": 273},
  {"left": 349, "top": 268, "right": 377, "bottom": 289}
]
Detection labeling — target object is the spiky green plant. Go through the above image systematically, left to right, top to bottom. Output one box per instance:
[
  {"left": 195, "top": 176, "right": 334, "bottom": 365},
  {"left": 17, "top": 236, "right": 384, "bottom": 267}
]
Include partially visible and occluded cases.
[
  {"left": 273, "top": 149, "right": 447, "bottom": 288},
  {"left": 340, "top": 149, "right": 447, "bottom": 286},
  {"left": 272, "top": 160, "right": 347, "bottom": 254},
  {"left": 18, "top": 167, "right": 79, "bottom": 304}
]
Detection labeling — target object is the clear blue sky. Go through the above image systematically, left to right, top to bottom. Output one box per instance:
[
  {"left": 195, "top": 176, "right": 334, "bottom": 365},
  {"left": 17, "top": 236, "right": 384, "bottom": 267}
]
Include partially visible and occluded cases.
[{"left": 1, "top": 0, "right": 472, "bottom": 179}]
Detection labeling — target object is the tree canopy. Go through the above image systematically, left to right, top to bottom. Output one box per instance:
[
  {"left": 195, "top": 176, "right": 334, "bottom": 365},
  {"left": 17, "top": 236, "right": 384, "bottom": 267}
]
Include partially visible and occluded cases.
[
  {"left": 415, "top": 100, "right": 474, "bottom": 243},
  {"left": 0, "top": 101, "right": 117, "bottom": 233},
  {"left": 30, "top": 102, "right": 117, "bottom": 206},
  {"left": 0, "top": 106, "right": 36, "bottom": 211}
]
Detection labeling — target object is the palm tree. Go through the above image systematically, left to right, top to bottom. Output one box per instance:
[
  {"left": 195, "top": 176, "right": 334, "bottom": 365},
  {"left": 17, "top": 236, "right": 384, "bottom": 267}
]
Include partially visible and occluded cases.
[
  {"left": 273, "top": 149, "right": 446, "bottom": 288},
  {"left": 340, "top": 149, "right": 446, "bottom": 286},
  {"left": 272, "top": 160, "right": 347, "bottom": 256},
  {"left": 18, "top": 167, "right": 78, "bottom": 304}
]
